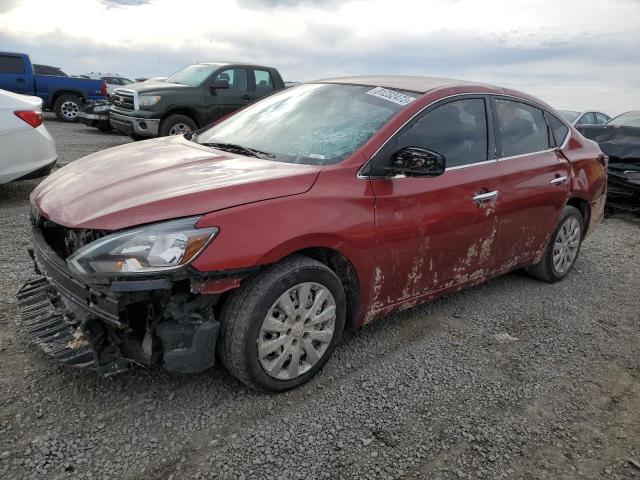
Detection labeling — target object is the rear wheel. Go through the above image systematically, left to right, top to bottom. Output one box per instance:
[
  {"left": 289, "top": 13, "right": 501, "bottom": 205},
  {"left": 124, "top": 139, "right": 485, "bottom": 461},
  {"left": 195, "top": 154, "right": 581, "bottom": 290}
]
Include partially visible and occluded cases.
[
  {"left": 53, "top": 94, "right": 82, "bottom": 122},
  {"left": 159, "top": 114, "right": 197, "bottom": 137},
  {"left": 527, "top": 205, "right": 584, "bottom": 283},
  {"left": 219, "top": 256, "right": 346, "bottom": 391}
]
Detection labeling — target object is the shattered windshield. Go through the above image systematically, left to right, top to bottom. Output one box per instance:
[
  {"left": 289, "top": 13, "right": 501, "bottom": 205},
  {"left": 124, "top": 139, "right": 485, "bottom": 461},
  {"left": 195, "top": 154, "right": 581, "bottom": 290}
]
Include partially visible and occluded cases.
[
  {"left": 165, "top": 64, "right": 220, "bottom": 86},
  {"left": 195, "top": 83, "right": 418, "bottom": 165},
  {"left": 607, "top": 111, "right": 640, "bottom": 127}
]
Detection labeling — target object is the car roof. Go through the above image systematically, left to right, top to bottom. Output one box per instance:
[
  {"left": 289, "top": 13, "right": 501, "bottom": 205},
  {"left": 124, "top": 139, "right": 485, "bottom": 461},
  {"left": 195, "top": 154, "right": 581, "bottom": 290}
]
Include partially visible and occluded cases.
[
  {"left": 195, "top": 62, "right": 274, "bottom": 69},
  {"left": 313, "top": 75, "right": 483, "bottom": 93},
  {"left": 558, "top": 109, "right": 608, "bottom": 115}
]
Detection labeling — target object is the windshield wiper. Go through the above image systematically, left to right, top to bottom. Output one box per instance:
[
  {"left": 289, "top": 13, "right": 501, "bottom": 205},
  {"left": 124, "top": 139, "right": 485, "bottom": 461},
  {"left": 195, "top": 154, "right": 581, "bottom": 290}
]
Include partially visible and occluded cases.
[{"left": 201, "top": 142, "right": 275, "bottom": 159}]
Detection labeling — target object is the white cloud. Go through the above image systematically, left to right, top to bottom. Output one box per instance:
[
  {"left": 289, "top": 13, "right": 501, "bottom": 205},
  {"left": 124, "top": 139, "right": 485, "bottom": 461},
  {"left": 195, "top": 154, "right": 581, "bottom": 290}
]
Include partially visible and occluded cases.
[{"left": 0, "top": 0, "right": 638, "bottom": 113}]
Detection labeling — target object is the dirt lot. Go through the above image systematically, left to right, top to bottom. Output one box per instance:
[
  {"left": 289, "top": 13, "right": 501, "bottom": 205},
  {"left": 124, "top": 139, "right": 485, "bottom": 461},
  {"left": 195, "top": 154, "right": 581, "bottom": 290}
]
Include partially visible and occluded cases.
[{"left": 0, "top": 114, "right": 639, "bottom": 480}]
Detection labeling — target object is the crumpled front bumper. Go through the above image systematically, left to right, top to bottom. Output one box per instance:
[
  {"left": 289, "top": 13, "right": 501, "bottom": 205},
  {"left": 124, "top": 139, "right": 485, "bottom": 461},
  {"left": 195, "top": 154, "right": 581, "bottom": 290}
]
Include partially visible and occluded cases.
[
  {"left": 15, "top": 224, "right": 222, "bottom": 376},
  {"left": 15, "top": 225, "right": 129, "bottom": 375},
  {"left": 16, "top": 277, "right": 96, "bottom": 368}
]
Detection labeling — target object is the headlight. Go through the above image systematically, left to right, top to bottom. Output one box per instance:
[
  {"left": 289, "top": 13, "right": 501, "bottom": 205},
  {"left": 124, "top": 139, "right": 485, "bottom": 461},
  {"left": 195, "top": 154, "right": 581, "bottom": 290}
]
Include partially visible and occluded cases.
[
  {"left": 138, "top": 95, "right": 161, "bottom": 108},
  {"left": 67, "top": 217, "right": 218, "bottom": 275}
]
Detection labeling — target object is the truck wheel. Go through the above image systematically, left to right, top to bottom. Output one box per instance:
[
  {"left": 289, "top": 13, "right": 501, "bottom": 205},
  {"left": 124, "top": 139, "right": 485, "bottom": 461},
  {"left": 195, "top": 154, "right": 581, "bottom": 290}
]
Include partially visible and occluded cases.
[
  {"left": 53, "top": 94, "right": 82, "bottom": 122},
  {"left": 159, "top": 114, "right": 197, "bottom": 136},
  {"left": 527, "top": 205, "right": 584, "bottom": 283},
  {"left": 219, "top": 255, "right": 346, "bottom": 392}
]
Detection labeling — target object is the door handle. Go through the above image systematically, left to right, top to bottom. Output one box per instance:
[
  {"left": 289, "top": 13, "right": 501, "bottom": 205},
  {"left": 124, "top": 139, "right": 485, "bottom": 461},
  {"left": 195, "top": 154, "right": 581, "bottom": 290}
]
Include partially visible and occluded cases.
[
  {"left": 16, "top": 78, "right": 25, "bottom": 83},
  {"left": 241, "top": 95, "right": 253, "bottom": 100},
  {"left": 550, "top": 175, "right": 568, "bottom": 185},
  {"left": 472, "top": 190, "right": 499, "bottom": 203}
]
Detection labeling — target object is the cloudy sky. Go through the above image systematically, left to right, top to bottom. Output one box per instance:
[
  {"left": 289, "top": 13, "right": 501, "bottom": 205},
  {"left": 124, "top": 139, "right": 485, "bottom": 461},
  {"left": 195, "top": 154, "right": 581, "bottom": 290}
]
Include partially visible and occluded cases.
[{"left": 1, "top": 0, "right": 638, "bottom": 114}]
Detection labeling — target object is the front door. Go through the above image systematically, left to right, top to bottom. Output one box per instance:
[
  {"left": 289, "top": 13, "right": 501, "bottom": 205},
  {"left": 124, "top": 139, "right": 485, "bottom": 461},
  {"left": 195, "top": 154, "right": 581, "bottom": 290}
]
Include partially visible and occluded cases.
[
  {"left": 204, "top": 67, "right": 252, "bottom": 124},
  {"left": 369, "top": 96, "right": 501, "bottom": 307},
  {"left": 489, "top": 98, "right": 571, "bottom": 270}
]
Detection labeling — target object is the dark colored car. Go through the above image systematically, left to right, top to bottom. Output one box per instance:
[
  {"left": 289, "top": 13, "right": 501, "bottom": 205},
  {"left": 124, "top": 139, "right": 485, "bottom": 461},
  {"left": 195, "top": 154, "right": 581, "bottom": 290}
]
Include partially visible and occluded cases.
[
  {"left": 0, "top": 52, "right": 107, "bottom": 122},
  {"left": 109, "top": 62, "right": 285, "bottom": 139},
  {"left": 19, "top": 76, "right": 606, "bottom": 391},
  {"left": 579, "top": 111, "right": 640, "bottom": 212}
]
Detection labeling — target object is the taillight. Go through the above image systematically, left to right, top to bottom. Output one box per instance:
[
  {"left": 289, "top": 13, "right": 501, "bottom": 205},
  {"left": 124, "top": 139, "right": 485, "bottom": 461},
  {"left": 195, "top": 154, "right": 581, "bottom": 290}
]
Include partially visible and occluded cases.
[
  {"left": 101, "top": 81, "right": 107, "bottom": 97},
  {"left": 14, "top": 110, "right": 44, "bottom": 128}
]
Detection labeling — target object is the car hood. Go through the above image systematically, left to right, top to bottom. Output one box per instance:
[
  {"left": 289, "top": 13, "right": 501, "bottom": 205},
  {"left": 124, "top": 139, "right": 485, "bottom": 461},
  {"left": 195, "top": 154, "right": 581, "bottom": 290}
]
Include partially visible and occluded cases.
[
  {"left": 120, "top": 81, "right": 186, "bottom": 93},
  {"left": 31, "top": 136, "right": 322, "bottom": 230}
]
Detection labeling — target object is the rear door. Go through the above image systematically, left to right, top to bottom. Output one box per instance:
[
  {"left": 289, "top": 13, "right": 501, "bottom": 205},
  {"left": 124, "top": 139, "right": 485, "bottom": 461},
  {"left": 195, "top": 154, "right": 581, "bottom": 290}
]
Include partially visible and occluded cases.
[
  {"left": 0, "top": 54, "right": 31, "bottom": 95},
  {"left": 204, "top": 67, "right": 251, "bottom": 124},
  {"left": 370, "top": 96, "right": 502, "bottom": 304},
  {"left": 490, "top": 98, "right": 571, "bottom": 270}
]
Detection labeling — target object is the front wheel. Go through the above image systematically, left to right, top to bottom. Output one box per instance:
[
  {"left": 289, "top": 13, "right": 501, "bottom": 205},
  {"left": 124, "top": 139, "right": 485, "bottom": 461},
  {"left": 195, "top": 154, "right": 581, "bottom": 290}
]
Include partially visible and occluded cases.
[
  {"left": 159, "top": 114, "right": 197, "bottom": 137},
  {"left": 527, "top": 205, "right": 584, "bottom": 283},
  {"left": 219, "top": 256, "right": 346, "bottom": 391}
]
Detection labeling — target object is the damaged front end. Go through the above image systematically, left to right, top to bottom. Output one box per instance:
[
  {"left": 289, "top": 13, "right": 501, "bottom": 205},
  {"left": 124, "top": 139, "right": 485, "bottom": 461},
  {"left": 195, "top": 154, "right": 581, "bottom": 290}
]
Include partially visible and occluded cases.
[
  {"left": 607, "top": 163, "right": 640, "bottom": 213},
  {"left": 16, "top": 211, "right": 245, "bottom": 376}
]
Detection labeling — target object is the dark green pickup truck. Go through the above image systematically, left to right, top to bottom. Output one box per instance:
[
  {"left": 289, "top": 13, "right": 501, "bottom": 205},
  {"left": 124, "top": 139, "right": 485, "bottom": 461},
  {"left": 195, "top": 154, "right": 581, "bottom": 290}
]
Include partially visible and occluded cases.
[{"left": 109, "top": 62, "right": 285, "bottom": 139}]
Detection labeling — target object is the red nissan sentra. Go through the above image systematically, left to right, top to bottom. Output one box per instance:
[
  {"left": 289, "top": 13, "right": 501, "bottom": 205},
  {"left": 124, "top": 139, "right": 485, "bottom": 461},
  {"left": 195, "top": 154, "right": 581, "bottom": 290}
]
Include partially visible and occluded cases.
[{"left": 19, "top": 76, "right": 607, "bottom": 391}]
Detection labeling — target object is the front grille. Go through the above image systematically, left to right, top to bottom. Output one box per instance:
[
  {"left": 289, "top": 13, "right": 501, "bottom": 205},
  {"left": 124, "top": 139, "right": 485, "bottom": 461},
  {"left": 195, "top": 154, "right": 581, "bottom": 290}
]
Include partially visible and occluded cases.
[
  {"left": 112, "top": 89, "right": 136, "bottom": 110},
  {"left": 31, "top": 214, "right": 107, "bottom": 260}
]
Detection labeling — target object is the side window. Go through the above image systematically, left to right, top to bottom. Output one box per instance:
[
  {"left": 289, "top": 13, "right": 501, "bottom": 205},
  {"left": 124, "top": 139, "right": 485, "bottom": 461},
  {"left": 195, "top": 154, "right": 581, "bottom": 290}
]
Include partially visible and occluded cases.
[
  {"left": 0, "top": 55, "right": 25, "bottom": 74},
  {"left": 215, "top": 68, "right": 247, "bottom": 90},
  {"left": 253, "top": 69, "right": 274, "bottom": 93},
  {"left": 395, "top": 98, "right": 488, "bottom": 168},
  {"left": 495, "top": 99, "right": 549, "bottom": 157},
  {"left": 544, "top": 112, "right": 569, "bottom": 147},
  {"left": 577, "top": 112, "right": 595, "bottom": 125},
  {"left": 595, "top": 113, "right": 609, "bottom": 124}
]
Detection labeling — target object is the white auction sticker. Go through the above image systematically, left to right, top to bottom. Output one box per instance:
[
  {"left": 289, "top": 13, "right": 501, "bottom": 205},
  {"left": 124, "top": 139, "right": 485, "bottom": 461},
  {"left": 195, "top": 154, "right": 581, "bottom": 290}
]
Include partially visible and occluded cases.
[{"left": 366, "top": 87, "right": 415, "bottom": 106}]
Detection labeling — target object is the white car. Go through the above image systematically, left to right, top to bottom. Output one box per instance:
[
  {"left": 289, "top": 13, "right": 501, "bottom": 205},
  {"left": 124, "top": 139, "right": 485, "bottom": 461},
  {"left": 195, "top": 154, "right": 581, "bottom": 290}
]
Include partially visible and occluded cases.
[
  {"left": 80, "top": 73, "right": 134, "bottom": 96},
  {"left": 0, "top": 89, "right": 57, "bottom": 183},
  {"left": 557, "top": 109, "right": 611, "bottom": 126}
]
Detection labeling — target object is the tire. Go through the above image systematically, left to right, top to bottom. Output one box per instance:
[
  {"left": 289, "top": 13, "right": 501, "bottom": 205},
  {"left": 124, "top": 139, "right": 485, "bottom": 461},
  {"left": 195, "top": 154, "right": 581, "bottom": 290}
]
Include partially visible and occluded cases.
[
  {"left": 53, "top": 94, "right": 82, "bottom": 122},
  {"left": 159, "top": 114, "right": 197, "bottom": 137},
  {"left": 128, "top": 133, "right": 145, "bottom": 141},
  {"left": 527, "top": 205, "right": 584, "bottom": 283},
  {"left": 219, "top": 255, "right": 346, "bottom": 392}
]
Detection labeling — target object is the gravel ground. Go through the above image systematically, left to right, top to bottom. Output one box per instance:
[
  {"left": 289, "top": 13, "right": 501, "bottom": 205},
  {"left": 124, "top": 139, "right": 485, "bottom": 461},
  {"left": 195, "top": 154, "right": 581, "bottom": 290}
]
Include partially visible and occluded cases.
[{"left": 0, "top": 114, "right": 639, "bottom": 480}]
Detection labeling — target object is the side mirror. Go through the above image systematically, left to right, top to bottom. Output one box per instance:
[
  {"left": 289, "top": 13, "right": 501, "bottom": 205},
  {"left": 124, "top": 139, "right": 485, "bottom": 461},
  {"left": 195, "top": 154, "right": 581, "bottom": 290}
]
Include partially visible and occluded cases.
[
  {"left": 208, "top": 79, "right": 229, "bottom": 94},
  {"left": 389, "top": 147, "right": 446, "bottom": 177}
]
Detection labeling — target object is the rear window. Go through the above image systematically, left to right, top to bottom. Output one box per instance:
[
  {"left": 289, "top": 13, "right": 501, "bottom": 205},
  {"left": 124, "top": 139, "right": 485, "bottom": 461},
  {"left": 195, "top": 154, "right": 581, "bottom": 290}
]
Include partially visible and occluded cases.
[
  {"left": 0, "top": 55, "right": 25, "bottom": 74},
  {"left": 254, "top": 69, "right": 274, "bottom": 92},
  {"left": 495, "top": 99, "right": 549, "bottom": 157},
  {"left": 558, "top": 110, "right": 580, "bottom": 123}
]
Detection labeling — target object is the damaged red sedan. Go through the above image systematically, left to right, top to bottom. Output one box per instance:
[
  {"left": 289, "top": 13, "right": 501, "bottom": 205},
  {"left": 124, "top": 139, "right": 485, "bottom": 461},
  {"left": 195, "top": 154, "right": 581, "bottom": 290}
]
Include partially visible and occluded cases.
[{"left": 18, "top": 76, "right": 606, "bottom": 391}]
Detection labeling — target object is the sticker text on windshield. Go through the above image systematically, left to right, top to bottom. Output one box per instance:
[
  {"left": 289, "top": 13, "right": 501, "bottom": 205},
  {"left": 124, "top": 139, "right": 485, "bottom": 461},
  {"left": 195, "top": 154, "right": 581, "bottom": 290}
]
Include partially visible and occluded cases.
[{"left": 366, "top": 87, "right": 415, "bottom": 106}]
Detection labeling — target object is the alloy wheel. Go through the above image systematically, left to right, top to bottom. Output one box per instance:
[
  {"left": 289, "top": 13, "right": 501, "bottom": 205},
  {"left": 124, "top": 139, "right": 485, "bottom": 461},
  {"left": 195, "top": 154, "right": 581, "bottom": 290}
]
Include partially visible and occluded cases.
[
  {"left": 61, "top": 101, "right": 79, "bottom": 120},
  {"left": 168, "top": 123, "right": 192, "bottom": 135},
  {"left": 552, "top": 216, "right": 581, "bottom": 274},
  {"left": 258, "top": 282, "right": 336, "bottom": 381}
]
